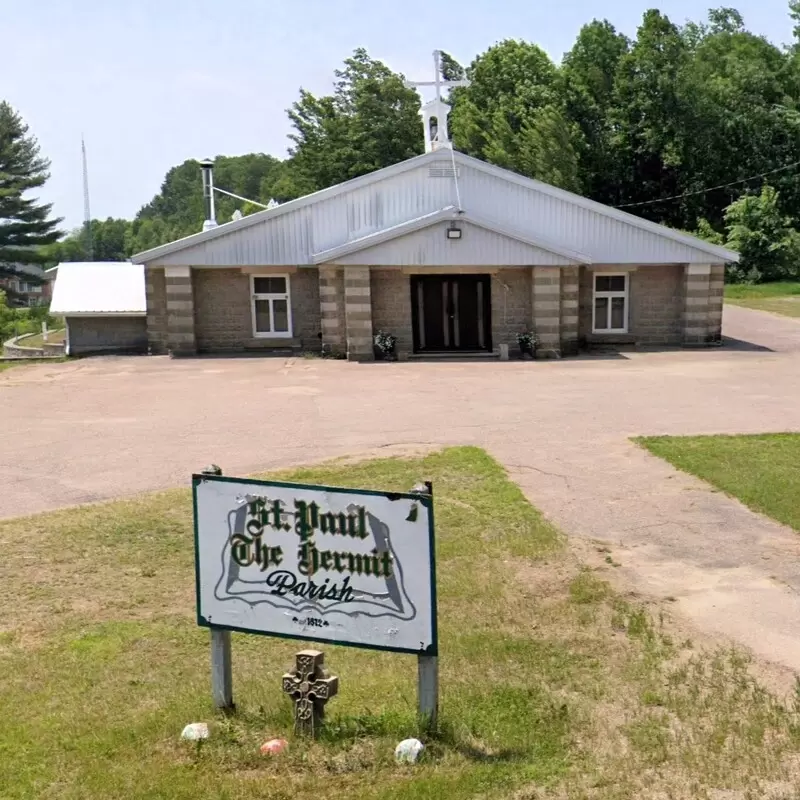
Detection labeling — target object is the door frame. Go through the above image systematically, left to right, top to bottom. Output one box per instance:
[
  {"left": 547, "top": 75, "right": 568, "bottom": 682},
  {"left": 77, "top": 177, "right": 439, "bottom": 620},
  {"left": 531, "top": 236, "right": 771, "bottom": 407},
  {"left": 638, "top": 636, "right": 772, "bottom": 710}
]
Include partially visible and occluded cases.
[{"left": 410, "top": 274, "right": 492, "bottom": 353}]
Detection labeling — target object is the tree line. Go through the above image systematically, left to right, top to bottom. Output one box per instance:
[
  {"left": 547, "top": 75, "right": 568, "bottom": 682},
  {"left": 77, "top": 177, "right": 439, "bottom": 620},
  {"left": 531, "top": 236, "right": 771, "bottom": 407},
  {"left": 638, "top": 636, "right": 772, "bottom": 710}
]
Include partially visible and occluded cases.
[{"left": 6, "top": 5, "right": 800, "bottom": 284}]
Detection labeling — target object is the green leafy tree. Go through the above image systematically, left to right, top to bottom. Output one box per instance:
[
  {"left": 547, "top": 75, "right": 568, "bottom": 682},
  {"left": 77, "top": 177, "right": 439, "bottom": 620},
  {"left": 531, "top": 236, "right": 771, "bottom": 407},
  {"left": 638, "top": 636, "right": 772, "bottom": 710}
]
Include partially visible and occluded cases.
[
  {"left": 790, "top": 0, "right": 800, "bottom": 44},
  {"left": 677, "top": 9, "right": 800, "bottom": 229},
  {"left": 609, "top": 10, "right": 689, "bottom": 224},
  {"left": 561, "top": 20, "right": 630, "bottom": 203},
  {"left": 450, "top": 40, "right": 561, "bottom": 161},
  {"left": 450, "top": 41, "right": 582, "bottom": 189},
  {"left": 288, "top": 48, "right": 423, "bottom": 191},
  {"left": 439, "top": 52, "right": 465, "bottom": 82},
  {"left": 0, "top": 101, "right": 62, "bottom": 287},
  {"left": 516, "top": 105, "right": 582, "bottom": 192},
  {"left": 132, "top": 154, "right": 290, "bottom": 251},
  {"left": 724, "top": 185, "right": 800, "bottom": 282}
]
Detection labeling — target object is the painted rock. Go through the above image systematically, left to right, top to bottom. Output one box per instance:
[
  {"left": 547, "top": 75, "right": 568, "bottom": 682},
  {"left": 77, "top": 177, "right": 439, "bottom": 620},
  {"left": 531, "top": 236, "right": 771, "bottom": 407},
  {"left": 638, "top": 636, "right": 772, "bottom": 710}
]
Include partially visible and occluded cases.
[
  {"left": 181, "top": 722, "right": 210, "bottom": 741},
  {"left": 260, "top": 738, "right": 288, "bottom": 755},
  {"left": 394, "top": 738, "right": 424, "bottom": 764}
]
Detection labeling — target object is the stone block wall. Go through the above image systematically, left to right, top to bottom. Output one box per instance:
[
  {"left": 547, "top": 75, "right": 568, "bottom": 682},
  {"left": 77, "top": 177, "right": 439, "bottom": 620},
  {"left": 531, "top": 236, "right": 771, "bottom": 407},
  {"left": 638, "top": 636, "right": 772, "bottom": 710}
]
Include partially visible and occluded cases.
[
  {"left": 630, "top": 264, "right": 683, "bottom": 345},
  {"left": 682, "top": 264, "right": 712, "bottom": 345},
  {"left": 708, "top": 264, "right": 724, "bottom": 341},
  {"left": 579, "top": 265, "right": 683, "bottom": 345},
  {"left": 319, "top": 266, "right": 346, "bottom": 356},
  {"left": 560, "top": 266, "right": 579, "bottom": 355},
  {"left": 145, "top": 267, "right": 167, "bottom": 354},
  {"left": 165, "top": 267, "right": 196, "bottom": 355},
  {"left": 192, "top": 267, "right": 321, "bottom": 353},
  {"left": 344, "top": 267, "right": 374, "bottom": 361},
  {"left": 531, "top": 267, "right": 561, "bottom": 357},
  {"left": 578, "top": 267, "right": 593, "bottom": 340},
  {"left": 193, "top": 268, "right": 251, "bottom": 351},
  {"left": 491, "top": 268, "right": 531, "bottom": 355},
  {"left": 290, "top": 269, "right": 322, "bottom": 350},
  {"left": 371, "top": 269, "right": 413, "bottom": 355},
  {"left": 67, "top": 316, "right": 148, "bottom": 355}
]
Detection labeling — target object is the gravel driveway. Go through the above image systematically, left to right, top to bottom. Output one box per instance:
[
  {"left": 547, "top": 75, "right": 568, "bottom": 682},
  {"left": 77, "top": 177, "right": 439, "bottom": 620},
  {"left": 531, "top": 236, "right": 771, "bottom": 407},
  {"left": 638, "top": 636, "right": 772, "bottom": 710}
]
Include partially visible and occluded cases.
[{"left": 4, "top": 304, "right": 800, "bottom": 672}]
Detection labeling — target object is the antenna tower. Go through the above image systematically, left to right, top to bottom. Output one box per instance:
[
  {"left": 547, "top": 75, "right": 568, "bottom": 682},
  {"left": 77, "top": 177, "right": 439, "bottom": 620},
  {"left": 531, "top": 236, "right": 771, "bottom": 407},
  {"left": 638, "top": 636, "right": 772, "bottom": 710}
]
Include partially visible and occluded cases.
[{"left": 82, "top": 136, "right": 93, "bottom": 260}]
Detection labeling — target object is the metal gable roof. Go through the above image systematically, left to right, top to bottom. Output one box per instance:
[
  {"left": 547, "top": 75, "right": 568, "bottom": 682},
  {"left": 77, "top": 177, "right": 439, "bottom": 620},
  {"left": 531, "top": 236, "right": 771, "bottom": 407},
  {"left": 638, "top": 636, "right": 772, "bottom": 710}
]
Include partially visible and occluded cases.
[
  {"left": 131, "top": 149, "right": 738, "bottom": 267},
  {"left": 454, "top": 151, "right": 739, "bottom": 264},
  {"left": 312, "top": 206, "right": 592, "bottom": 265},
  {"left": 50, "top": 262, "right": 146, "bottom": 315}
]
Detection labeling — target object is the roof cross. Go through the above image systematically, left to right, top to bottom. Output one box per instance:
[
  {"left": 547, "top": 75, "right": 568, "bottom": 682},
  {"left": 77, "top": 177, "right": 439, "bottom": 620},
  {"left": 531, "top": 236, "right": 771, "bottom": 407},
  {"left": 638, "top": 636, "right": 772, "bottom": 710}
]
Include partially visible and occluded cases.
[
  {"left": 404, "top": 50, "right": 469, "bottom": 152},
  {"left": 404, "top": 50, "right": 469, "bottom": 106}
]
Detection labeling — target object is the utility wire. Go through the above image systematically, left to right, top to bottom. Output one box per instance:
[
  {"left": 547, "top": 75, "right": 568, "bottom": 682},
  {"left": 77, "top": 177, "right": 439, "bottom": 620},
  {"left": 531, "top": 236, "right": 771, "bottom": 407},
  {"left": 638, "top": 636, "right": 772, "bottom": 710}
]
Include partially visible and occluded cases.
[{"left": 613, "top": 159, "right": 800, "bottom": 209}]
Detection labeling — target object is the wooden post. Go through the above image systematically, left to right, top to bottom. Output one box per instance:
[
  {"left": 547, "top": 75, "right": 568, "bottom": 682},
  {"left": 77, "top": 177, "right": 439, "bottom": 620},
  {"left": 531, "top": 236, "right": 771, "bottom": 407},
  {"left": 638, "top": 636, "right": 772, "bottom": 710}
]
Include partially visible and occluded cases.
[
  {"left": 201, "top": 465, "right": 235, "bottom": 711},
  {"left": 412, "top": 481, "right": 438, "bottom": 730}
]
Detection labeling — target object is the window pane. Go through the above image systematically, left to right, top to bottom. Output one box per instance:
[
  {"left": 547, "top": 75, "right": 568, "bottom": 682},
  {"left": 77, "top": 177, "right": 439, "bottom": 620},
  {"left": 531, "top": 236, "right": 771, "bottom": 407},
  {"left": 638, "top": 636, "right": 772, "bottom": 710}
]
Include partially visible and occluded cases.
[
  {"left": 595, "top": 275, "right": 626, "bottom": 292},
  {"left": 595, "top": 276, "right": 611, "bottom": 292},
  {"left": 253, "top": 277, "right": 286, "bottom": 295},
  {"left": 594, "top": 296, "right": 609, "bottom": 330},
  {"left": 611, "top": 297, "right": 626, "bottom": 329},
  {"left": 254, "top": 299, "right": 272, "bottom": 332},
  {"left": 272, "top": 299, "right": 289, "bottom": 332}
]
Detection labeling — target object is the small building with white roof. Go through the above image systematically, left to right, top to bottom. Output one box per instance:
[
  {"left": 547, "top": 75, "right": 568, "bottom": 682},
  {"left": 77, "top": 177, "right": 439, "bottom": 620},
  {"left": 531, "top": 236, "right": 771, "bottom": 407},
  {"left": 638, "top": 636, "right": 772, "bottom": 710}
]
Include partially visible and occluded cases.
[{"left": 49, "top": 262, "right": 147, "bottom": 356}]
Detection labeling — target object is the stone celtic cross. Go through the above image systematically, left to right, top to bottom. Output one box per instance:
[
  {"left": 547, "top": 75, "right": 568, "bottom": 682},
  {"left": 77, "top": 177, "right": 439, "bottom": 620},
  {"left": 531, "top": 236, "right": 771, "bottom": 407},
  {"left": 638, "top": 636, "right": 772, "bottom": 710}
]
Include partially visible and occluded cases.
[{"left": 282, "top": 649, "right": 339, "bottom": 737}]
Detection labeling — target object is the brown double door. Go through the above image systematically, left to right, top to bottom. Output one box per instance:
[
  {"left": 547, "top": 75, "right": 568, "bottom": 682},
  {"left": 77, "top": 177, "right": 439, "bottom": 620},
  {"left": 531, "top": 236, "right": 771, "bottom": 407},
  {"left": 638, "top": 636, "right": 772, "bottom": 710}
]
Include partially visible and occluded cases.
[{"left": 410, "top": 275, "right": 492, "bottom": 353}]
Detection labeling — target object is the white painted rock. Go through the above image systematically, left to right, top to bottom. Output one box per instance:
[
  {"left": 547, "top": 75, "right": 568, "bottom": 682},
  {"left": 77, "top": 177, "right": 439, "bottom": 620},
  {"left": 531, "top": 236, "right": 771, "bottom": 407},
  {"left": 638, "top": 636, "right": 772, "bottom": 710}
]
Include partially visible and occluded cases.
[
  {"left": 181, "top": 722, "right": 210, "bottom": 741},
  {"left": 394, "top": 738, "right": 424, "bottom": 764}
]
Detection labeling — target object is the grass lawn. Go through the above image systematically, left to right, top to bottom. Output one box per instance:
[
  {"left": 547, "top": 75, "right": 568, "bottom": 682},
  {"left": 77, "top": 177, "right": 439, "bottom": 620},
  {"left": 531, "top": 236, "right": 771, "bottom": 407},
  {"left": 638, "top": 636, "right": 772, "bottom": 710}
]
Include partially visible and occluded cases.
[
  {"left": 725, "top": 281, "right": 800, "bottom": 318},
  {"left": 18, "top": 328, "right": 66, "bottom": 348},
  {"left": 638, "top": 433, "right": 800, "bottom": 532},
  {"left": 3, "top": 447, "right": 800, "bottom": 799}
]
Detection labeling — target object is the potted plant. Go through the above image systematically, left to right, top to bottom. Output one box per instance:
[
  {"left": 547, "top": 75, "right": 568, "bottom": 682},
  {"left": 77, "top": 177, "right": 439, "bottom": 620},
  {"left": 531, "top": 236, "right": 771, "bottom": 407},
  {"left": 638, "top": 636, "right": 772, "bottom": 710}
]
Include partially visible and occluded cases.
[
  {"left": 373, "top": 330, "right": 398, "bottom": 361},
  {"left": 516, "top": 331, "right": 539, "bottom": 359}
]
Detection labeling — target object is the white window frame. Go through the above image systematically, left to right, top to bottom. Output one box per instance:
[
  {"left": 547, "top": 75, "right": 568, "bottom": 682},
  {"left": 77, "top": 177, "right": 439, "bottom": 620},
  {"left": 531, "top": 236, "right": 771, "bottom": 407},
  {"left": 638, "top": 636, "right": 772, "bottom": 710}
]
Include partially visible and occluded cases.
[
  {"left": 592, "top": 272, "right": 629, "bottom": 334},
  {"left": 250, "top": 273, "right": 293, "bottom": 338}
]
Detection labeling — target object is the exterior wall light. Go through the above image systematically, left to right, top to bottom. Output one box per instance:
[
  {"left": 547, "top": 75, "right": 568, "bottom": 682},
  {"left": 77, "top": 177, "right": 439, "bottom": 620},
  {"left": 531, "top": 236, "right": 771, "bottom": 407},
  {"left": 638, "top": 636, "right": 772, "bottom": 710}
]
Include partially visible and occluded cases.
[{"left": 446, "top": 225, "right": 462, "bottom": 240}]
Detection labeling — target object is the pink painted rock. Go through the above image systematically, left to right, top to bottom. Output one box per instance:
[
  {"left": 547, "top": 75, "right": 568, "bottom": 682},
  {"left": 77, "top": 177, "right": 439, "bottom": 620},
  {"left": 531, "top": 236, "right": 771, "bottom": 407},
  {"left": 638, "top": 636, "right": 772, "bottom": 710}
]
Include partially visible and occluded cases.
[{"left": 260, "top": 738, "right": 288, "bottom": 755}]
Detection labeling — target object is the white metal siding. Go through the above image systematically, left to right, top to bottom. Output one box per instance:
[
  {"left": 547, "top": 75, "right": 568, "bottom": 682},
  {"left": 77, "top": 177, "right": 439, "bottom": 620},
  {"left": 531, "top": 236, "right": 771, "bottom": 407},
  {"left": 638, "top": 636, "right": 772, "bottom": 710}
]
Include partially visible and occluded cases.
[
  {"left": 149, "top": 157, "right": 723, "bottom": 267},
  {"left": 456, "top": 165, "right": 714, "bottom": 264},
  {"left": 335, "top": 221, "right": 572, "bottom": 266}
]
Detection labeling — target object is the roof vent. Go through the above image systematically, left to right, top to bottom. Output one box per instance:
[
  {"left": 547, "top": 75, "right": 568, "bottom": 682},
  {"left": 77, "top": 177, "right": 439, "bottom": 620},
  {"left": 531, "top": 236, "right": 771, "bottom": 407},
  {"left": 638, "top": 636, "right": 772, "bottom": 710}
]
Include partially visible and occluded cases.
[{"left": 429, "top": 165, "right": 460, "bottom": 178}]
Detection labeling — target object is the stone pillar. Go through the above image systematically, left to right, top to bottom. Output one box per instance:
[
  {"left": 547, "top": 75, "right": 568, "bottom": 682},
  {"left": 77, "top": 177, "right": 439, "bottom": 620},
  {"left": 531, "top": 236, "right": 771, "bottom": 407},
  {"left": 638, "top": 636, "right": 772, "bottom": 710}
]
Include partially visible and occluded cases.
[
  {"left": 683, "top": 263, "right": 711, "bottom": 346},
  {"left": 708, "top": 264, "right": 725, "bottom": 343},
  {"left": 164, "top": 265, "right": 196, "bottom": 356},
  {"left": 319, "top": 266, "right": 345, "bottom": 357},
  {"left": 344, "top": 266, "right": 374, "bottom": 361},
  {"left": 531, "top": 266, "right": 561, "bottom": 358},
  {"left": 560, "top": 266, "right": 579, "bottom": 356},
  {"left": 145, "top": 267, "right": 167, "bottom": 355}
]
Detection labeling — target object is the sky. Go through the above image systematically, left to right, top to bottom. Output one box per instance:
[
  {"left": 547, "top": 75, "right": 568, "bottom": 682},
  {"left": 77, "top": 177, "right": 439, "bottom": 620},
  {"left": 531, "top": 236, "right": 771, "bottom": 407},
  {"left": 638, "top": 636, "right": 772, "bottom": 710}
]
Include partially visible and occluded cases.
[{"left": 4, "top": 0, "right": 797, "bottom": 230}]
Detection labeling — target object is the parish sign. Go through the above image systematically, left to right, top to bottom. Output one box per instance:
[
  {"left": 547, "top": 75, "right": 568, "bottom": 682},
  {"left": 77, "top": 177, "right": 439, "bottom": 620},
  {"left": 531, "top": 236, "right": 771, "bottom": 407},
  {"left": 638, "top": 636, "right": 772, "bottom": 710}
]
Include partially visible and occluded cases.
[{"left": 192, "top": 474, "right": 438, "bottom": 656}]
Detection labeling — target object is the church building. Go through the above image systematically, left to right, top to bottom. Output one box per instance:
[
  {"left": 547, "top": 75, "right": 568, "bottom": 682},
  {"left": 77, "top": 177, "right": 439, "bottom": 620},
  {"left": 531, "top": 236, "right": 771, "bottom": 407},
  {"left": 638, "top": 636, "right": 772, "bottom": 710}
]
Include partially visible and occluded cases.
[{"left": 131, "top": 54, "right": 737, "bottom": 361}]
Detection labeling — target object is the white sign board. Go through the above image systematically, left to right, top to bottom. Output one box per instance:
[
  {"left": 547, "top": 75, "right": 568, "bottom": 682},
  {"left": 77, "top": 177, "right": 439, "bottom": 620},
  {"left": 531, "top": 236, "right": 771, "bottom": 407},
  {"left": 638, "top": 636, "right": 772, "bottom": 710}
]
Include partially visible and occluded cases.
[{"left": 193, "top": 475, "right": 437, "bottom": 655}]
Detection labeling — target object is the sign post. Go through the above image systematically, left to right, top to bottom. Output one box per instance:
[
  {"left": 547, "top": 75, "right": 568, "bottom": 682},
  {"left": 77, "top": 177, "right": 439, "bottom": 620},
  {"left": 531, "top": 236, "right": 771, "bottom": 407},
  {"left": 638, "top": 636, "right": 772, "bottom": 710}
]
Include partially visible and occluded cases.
[
  {"left": 200, "top": 466, "right": 234, "bottom": 711},
  {"left": 192, "top": 468, "right": 438, "bottom": 725},
  {"left": 411, "top": 482, "right": 438, "bottom": 729}
]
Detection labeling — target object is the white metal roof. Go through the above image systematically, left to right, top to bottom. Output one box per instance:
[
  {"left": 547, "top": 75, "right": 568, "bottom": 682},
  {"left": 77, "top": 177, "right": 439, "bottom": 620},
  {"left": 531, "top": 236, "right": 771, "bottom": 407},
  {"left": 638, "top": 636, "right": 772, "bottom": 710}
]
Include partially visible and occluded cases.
[
  {"left": 131, "top": 149, "right": 739, "bottom": 268},
  {"left": 49, "top": 262, "right": 146, "bottom": 316}
]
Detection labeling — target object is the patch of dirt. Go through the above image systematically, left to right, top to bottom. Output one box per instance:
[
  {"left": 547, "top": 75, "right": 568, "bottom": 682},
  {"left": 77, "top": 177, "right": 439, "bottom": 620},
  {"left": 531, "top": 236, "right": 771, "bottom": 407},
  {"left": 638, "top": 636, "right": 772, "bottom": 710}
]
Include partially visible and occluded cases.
[{"left": 324, "top": 443, "right": 438, "bottom": 466}]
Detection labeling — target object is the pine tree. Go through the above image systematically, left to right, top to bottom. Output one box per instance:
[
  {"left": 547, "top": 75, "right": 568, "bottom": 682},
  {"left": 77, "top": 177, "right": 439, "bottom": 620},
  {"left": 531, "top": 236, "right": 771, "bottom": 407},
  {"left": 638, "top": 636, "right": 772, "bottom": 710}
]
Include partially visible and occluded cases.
[{"left": 0, "top": 101, "right": 62, "bottom": 281}]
